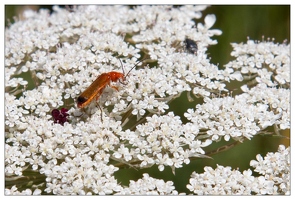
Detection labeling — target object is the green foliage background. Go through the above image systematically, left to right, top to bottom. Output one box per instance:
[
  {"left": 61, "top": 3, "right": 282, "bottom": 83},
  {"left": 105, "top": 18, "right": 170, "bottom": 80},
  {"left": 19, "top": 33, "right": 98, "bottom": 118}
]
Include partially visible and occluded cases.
[{"left": 5, "top": 5, "right": 290, "bottom": 194}]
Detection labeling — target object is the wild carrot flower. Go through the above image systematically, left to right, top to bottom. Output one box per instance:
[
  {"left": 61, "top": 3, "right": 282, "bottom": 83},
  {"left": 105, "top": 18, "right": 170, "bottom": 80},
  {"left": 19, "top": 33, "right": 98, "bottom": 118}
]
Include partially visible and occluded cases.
[{"left": 5, "top": 5, "right": 290, "bottom": 195}]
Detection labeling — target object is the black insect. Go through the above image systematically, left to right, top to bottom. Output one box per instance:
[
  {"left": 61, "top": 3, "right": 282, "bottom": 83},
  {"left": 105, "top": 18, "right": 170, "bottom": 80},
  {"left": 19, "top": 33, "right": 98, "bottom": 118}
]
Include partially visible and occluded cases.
[{"left": 184, "top": 38, "right": 198, "bottom": 54}]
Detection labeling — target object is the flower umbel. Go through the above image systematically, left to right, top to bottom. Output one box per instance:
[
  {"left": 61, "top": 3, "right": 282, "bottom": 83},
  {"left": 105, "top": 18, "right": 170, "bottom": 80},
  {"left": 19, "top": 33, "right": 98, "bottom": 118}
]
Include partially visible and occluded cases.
[
  {"left": 5, "top": 5, "right": 289, "bottom": 195},
  {"left": 187, "top": 145, "right": 290, "bottom": 195}
]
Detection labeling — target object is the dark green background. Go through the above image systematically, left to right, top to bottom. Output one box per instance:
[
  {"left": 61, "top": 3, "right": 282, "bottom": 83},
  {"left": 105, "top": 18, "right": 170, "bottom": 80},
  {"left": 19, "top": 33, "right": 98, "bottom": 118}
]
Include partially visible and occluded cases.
[{"left": 5, "top": 5, "right": 290, "bottom": 194}]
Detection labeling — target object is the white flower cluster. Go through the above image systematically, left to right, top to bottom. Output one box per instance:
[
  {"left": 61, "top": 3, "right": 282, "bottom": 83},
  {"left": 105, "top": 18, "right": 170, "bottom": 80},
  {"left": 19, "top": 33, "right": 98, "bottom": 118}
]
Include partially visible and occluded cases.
[
  {"left": 5, "top": 5, "right": 290, "bottom": 195},
  {"left": 5, "top": 5, "right": 218, "bottom": 195},
  {"left": 184, "top": 38, "right": 290, "bottom": 142},
  {"left": 226, "top": 39, "right": 290, "bottom": 88},
  {"left": 184, "top": 83, "right": 289, "bottom": 142},
  {"left": 117, "top": 112, "right": 212, "bottom": 171},
  {"left": 5, "top": 113, "right": 183, "bottom": 195},
  {"left": 187, "top": 145, "right": 290, "bottom": 195},
  {"left": 250, "top": 145, "right": 290, "bottom": 194},
  {"left": 116, "top": 173, "right": 178, "bottom": 195},
  {"left": 5, "top": 186, "right": 42, "bottom": 195}
]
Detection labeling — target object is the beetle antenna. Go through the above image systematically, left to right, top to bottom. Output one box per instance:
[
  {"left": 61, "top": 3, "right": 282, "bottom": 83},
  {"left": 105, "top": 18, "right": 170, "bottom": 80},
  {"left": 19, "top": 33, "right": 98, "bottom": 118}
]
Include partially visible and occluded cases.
[
  {"left": 119, "top": 58, "right": 125, "bottom": 75},
  {"left": 125, "top": 58, "right": 147, "bottom": 78}
]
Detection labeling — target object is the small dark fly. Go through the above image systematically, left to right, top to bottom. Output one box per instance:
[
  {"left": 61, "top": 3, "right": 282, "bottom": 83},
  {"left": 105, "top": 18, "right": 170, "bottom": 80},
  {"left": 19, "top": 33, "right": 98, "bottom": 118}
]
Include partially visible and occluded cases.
[{"left": 184, "top": 38, "right": 198, "bottom": 54}]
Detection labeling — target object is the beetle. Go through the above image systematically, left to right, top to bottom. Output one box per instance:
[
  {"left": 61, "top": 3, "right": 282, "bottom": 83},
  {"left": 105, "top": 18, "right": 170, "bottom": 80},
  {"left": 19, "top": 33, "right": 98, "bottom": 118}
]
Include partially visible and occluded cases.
[{"left": 76, "top": 59, "right": 143, "bottom": 109}]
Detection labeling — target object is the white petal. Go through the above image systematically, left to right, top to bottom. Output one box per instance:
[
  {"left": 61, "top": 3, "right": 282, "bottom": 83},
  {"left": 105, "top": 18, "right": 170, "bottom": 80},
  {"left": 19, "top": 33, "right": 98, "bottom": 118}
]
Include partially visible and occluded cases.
[{"left": 204, "top": 14, "right": 216, "bottom": 28}]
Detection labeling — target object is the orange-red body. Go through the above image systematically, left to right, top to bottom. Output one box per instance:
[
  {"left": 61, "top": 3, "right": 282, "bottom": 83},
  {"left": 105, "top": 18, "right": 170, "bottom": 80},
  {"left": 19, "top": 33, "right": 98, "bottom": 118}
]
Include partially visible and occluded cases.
[{"left": 77, "top": 71, "right": 124, "bottom": 108}]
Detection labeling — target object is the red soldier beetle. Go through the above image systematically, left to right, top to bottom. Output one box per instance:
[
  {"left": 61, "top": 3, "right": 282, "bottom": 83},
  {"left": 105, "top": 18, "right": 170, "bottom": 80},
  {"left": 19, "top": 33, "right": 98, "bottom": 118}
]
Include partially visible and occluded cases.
[{"left": 76, "top": 58, "right": 144, "bottom": 110}]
